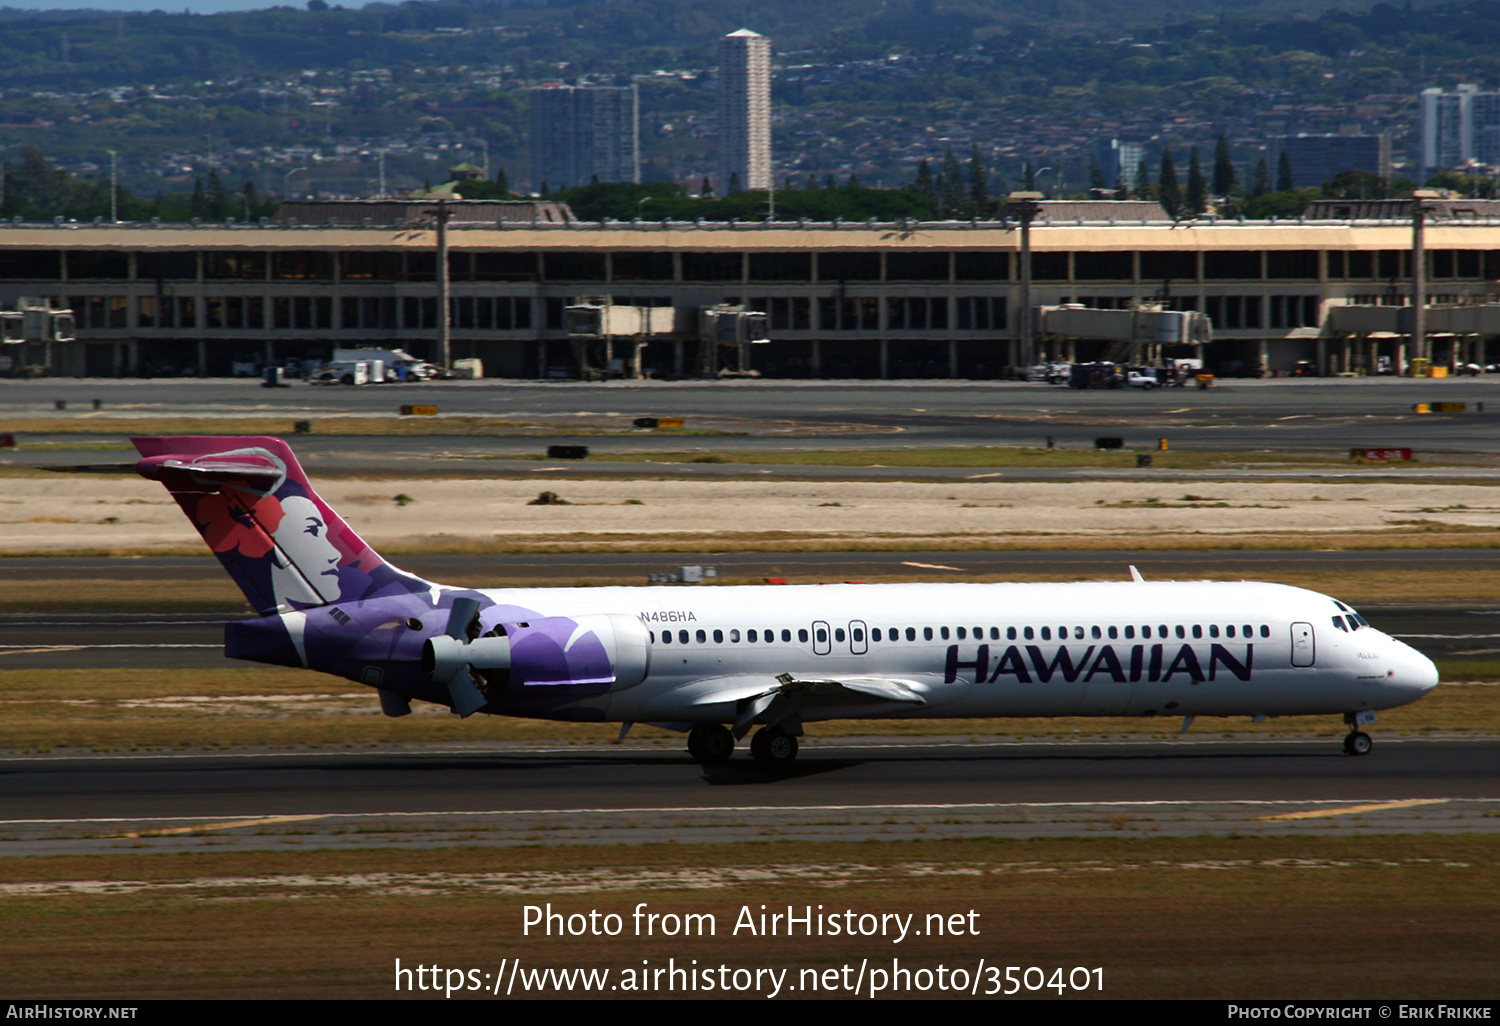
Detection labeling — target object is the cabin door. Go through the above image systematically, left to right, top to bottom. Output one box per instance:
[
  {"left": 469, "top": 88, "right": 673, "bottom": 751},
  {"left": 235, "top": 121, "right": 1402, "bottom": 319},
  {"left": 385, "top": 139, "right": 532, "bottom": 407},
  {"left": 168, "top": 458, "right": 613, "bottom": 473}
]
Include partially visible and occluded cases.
[{"left": 1290, "top": 622, "right": 1316, "bottom": 667}]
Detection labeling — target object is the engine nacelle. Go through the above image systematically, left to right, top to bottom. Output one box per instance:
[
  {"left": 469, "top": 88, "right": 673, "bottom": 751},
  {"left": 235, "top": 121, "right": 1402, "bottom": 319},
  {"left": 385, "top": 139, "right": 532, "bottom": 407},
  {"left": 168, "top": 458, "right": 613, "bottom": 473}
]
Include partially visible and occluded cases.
[
  {"left": 423, "top": 613, "right": 650, "bottom": 692},
  {"left": 504, "top": 613, "right": 650, "bottom": 690},
  {"left": 423, "top": 634, "right": 510, "bottom": 682}
]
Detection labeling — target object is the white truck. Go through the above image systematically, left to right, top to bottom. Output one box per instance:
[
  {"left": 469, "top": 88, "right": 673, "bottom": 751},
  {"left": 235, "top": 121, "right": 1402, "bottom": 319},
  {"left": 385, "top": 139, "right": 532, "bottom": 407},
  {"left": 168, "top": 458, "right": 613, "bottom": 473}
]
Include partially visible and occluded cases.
[
  {"left": 331, "top": 348, "right": 438, "bottom": 382},
  {"left": 309, "top": 359, "right": 382, "bottom": 386}
]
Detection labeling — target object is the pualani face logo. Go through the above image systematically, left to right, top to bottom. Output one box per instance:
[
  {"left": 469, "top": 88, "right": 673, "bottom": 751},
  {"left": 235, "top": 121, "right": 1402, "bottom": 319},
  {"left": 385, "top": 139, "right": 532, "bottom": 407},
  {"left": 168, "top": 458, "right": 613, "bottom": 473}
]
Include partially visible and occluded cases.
[
  {"left": 137, "top": 439, "right": 423, "bottom": 616},
  {"left": 943, "top": 642, "right": 1254, "bottom": 684}
]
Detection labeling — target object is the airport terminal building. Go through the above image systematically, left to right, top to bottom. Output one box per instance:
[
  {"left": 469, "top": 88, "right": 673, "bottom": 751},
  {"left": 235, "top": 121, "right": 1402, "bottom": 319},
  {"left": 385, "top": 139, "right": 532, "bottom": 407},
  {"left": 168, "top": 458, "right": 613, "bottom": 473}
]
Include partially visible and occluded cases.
[{"left": 4, "top": 199, "right": 1500, "bottom": 379}]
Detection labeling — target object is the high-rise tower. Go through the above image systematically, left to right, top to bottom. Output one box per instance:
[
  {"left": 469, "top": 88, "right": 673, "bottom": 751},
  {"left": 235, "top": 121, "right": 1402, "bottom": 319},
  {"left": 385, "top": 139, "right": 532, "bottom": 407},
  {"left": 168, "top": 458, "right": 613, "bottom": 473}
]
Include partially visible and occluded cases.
[
  {"left": 717, "top": 28, "right": 771, "bottom": 196},
  {"left": 530, "top": 84, "right": 639, "bottom": 192}
]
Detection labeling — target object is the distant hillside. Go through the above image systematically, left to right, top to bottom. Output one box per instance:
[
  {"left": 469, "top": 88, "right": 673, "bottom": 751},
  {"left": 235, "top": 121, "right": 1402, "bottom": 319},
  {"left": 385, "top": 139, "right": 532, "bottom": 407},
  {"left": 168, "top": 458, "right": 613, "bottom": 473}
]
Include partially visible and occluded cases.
[{"left": 0, "top": 0, "right": 1464, "bottom": 88}]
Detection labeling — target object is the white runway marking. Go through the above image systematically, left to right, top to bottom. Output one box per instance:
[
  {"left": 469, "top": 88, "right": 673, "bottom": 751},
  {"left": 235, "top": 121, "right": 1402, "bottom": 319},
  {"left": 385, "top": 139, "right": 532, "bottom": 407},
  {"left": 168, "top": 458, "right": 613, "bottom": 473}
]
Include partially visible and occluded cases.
[
  {"left": 0, "top": 644, "right": 219, "bottom": 650},
  {"left": 2, "top": 797, "right": 1494, "bottom": 829}
]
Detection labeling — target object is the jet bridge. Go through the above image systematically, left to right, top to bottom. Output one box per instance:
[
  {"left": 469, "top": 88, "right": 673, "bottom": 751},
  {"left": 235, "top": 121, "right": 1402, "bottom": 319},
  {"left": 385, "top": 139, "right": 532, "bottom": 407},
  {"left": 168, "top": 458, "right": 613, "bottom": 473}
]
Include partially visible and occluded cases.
[
  {"left": 0, "top": 297, "right": 75, "bottom": 377},
  {"left": 564, "top": 300, "right": 769, "bottom": 379},
  {"left": 564, "top": 300, "right": 676, "bottom": 380},
  {"left": 1037, "top": 303, "right": 1213, "bottom": 364},
  {"left": 1323, "top": 303, "right": 1500, "bottom": 374}
]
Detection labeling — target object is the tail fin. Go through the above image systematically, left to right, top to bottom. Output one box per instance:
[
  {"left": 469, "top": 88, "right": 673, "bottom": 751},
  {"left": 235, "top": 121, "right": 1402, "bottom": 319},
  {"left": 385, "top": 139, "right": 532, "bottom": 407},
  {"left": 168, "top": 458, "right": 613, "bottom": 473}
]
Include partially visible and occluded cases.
[{"left": 133, "top": 436, "right": 430, "bottom": 615}]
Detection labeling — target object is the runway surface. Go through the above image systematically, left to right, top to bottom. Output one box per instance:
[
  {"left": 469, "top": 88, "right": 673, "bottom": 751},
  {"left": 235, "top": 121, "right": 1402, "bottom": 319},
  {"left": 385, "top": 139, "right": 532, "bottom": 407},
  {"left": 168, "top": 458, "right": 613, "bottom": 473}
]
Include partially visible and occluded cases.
[
  {"left": 7, "top": 377, "right": 1500, "bottom": 478},
  {"left": 0, "top": 738, "right": 1495, "bottom": 854}
]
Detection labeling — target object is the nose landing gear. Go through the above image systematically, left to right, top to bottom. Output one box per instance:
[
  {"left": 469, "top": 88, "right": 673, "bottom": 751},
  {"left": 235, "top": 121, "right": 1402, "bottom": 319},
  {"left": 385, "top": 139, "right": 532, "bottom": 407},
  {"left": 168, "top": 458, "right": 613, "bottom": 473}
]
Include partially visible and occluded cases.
[{"left": 1342, "top": 712, "right": 1375, "bottom": 756}]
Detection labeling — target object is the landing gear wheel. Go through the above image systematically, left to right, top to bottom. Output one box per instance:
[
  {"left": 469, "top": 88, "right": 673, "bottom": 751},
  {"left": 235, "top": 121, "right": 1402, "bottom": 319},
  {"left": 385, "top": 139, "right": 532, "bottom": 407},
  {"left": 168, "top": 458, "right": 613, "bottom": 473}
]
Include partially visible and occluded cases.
[
  {"left": 688, "top": 724, "right": 734, "bottom": 765},
  {"left": 750, "top": 726, "right": 799, "bottom": 766},
  {"left": 1343, "top": 731, "right": 1373, "bottom": 756}
]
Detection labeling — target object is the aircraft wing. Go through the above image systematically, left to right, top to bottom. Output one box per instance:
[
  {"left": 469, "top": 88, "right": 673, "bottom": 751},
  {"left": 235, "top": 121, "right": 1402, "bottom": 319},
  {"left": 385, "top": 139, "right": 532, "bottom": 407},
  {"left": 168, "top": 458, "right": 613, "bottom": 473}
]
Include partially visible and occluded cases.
[{"left": 642, "top": 672, "right": 927, "bottom": 739}]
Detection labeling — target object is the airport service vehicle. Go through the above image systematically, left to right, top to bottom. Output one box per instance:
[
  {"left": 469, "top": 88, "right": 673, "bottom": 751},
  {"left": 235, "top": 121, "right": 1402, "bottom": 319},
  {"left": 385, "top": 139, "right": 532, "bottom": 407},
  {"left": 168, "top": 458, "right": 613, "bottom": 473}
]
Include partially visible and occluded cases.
[
  {"left": 331, "top": 348, "right": 441, "bottom": 381},
  {"left": 308, "top": 359, "right": 381, "bottom": 386},
  {"left": 1024, "top": 362, "right": 1070, "bottom": 384},
  {"left": 1126, "top": 370, "right": 1159, "bottom": 389},
  {"left": 132, "top": 436, "right": 1439, "bottom": 766}
]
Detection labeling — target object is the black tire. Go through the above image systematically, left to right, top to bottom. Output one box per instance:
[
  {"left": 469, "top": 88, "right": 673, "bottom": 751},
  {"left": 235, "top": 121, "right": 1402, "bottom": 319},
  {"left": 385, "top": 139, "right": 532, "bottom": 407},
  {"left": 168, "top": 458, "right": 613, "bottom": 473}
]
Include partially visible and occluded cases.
[
  {"left": 340, "top": 373, "right": 355, "bottom": 385},
  {"left": 689, "top": 724, "right": 734, "bottom": 765},
  {"left": 751, "top": 727, "right": 799, "bottom": 766},
  {"left": 1344, "top": 731, "right": 1373, "bottom": 756}
]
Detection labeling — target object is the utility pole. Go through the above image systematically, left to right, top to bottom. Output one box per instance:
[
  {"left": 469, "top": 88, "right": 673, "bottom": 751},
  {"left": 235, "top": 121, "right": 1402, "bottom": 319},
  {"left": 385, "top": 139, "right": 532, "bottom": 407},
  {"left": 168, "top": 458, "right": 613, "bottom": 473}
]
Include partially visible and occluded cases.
[
  {"left": 378, "top": 150, "right": 387, "bottom": 199},
  {"left": 1411, "top": 189, "right": 1441, "bottom": 369},
  {"left": 1005, "top": 191, "right": 1043, "bottom": 369},
  {"left": 434, "top": 197, "right": 452, "bottom": 371}
]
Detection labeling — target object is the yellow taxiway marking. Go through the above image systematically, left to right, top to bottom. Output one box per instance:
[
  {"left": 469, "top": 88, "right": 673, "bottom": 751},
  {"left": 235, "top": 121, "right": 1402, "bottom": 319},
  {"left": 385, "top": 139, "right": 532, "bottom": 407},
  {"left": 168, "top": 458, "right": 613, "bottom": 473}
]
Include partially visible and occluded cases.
[
  {"left": 901, "top": 561, "right": 963, "bottom": 571},
  {"left": 1258, "top": 799, "right": 1450, "bottom": 821},
  {"left": 115, "top": 815, "right": 328, "bottom": 838}
]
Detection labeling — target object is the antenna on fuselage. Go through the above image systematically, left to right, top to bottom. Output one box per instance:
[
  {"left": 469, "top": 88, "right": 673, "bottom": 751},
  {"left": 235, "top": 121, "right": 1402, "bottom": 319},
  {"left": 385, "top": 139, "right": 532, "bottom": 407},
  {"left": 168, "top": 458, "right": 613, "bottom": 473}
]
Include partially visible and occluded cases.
[{"left": 1129, "top": 565, "right": 1145, "bottom": 583}]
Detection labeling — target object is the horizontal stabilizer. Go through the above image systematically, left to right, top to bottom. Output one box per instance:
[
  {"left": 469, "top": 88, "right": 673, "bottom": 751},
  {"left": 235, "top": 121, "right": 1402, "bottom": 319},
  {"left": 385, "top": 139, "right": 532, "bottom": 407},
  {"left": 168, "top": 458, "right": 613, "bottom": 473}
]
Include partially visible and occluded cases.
[{"left": 137, "top": 453, "right": 285, "bottom": 494}]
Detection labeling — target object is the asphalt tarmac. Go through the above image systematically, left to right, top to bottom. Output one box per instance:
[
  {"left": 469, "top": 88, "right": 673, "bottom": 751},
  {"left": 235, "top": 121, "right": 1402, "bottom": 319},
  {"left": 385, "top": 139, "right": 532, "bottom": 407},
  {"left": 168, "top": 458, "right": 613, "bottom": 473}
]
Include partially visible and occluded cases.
[
  {"left": 6, "top": 377, "right": 1500, "bottom": 478},
  {"left": 0, "top": 739, "right": 1494, "bottom": 854}
]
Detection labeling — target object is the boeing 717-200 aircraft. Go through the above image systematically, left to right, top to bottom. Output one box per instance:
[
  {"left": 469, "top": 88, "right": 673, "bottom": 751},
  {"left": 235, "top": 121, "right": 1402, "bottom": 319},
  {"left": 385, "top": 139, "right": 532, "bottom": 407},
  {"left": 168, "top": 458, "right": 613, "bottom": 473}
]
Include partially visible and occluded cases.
[{"left": 133, "top": 436, "right": 1439, "bottom": 765}]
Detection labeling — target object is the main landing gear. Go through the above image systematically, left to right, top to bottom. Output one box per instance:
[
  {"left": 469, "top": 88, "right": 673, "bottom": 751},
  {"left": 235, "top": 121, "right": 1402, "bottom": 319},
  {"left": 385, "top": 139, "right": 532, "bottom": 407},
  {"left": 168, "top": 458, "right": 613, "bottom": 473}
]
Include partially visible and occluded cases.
[
  {"left": 686, "top": 724, "right": 800, "bottom": 766},
  {"left": 686, "top": 724, "right": 734, "bottom": 765},
  {"left": 750, "top": 725, "right": 799, "bottom": 766}
]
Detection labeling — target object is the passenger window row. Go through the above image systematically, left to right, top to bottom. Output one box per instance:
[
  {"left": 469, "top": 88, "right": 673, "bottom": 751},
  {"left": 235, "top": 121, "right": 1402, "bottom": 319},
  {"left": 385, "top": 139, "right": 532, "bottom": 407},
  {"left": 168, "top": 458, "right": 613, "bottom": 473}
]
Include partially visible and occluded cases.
[
  {"left": 649, "top": 623, "right": 1273, "bottom": 646},
  {"left": 871, "top": 624, "right": 1271, "bottom": 641},
  {"left": 654, "top": 628, "right": 804, "bottom": 645}
]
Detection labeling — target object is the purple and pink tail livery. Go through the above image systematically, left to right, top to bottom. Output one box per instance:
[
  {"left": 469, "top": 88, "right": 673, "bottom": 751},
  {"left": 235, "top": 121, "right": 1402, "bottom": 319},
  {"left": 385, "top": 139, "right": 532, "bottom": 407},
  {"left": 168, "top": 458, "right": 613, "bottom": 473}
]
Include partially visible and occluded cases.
[{"left": 133, "top": 436, "right": 428, "bottom": 616}]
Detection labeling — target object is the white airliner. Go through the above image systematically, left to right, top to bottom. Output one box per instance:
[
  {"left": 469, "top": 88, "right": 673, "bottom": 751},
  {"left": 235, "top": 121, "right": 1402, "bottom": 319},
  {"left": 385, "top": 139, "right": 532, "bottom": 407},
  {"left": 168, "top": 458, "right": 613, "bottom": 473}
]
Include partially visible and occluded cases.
[{"left": 133, "top": 435, "right": 1439, "bottom": 765}]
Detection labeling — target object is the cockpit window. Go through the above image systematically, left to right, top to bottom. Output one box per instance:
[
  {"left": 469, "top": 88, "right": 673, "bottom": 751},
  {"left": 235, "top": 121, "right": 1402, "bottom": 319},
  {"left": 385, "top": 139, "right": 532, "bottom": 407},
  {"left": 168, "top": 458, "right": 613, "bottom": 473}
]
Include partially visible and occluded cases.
[{"left": 1332, "top": 616, "right": 1348, "bottom": 632}]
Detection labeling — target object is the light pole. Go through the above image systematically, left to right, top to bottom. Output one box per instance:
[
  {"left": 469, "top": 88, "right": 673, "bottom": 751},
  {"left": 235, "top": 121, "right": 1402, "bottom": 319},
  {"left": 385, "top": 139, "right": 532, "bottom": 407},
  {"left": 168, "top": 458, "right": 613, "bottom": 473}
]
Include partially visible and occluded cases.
[
  {"left": 106, "top": 149, "right": 118, "bottom": 222},
  {"left": 284, "top": 166, "right": 308, "bottom": 200},
  {"left": 1035, "top": 167, "right": 1053, "bottom": 198},
  {"left": 1411, "top": 188, "right": 1443, "bottom": 370},
  {"left": 1005, "top": 191, "right": 1044, "bottom": 371},
  {"left": 432, "top": 198, "right": 453, "bottom": 372}
]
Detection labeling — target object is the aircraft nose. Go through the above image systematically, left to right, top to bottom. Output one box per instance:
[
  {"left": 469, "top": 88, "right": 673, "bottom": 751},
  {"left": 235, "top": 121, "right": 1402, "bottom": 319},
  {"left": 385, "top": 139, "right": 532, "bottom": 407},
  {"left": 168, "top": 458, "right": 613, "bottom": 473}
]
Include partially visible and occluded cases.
[{"left": 1391, "top": 638, "right": 1439, "bottom": 696}]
